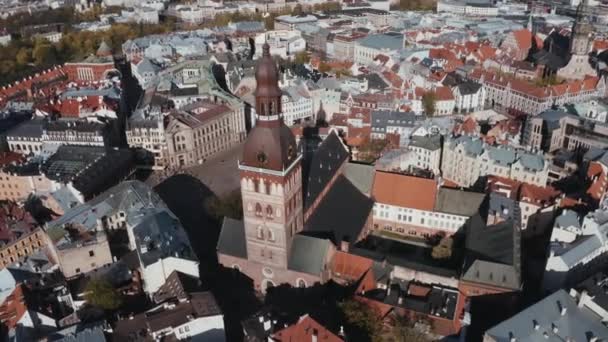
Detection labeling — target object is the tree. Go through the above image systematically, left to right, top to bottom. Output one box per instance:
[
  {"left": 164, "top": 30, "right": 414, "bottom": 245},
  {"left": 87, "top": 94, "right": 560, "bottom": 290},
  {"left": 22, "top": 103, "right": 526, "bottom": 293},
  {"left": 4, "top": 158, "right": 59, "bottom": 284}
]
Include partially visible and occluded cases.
[
  {"left": 293, "top": 4, "right": 304, "bottom": 16},
  {"left": 32, "top": 43, "right": 57, "bottom": 65},
  {"left": 15, "top": 48, "right": 31, "bottom": 66},
  {"left": 294, "top": 51, "right": 310, "bottom": 65},
  {"left": 318, "top": 62, "right": 331, "bottom": 73},
  {"left": 421, "top": 92, "right": 436, "bottom": 116},
  {"left": 205, "top": 190, "right": 243, "bottom": 220},
  {"left": 431, "top": 235, "right": 453, "bottom": 259},
  {"left": 84, "top": 279, "right": 122, "bottom": 311},
  {"left": 339, "top": 299, "right": 384, "bottom": 342},
  {"left": 386, "top": 313, "right": 431, "bottom": 342}
]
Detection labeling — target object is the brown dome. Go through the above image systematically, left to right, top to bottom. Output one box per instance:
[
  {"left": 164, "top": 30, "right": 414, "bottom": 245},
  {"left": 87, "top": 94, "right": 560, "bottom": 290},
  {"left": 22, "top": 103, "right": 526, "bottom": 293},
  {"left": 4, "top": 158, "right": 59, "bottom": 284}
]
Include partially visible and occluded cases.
[
  {"left": 254, "top": 43, "right": 282, "bottom": 98},
  {"left": 241, "top": 121, "right": 298, "bottom": 171}
]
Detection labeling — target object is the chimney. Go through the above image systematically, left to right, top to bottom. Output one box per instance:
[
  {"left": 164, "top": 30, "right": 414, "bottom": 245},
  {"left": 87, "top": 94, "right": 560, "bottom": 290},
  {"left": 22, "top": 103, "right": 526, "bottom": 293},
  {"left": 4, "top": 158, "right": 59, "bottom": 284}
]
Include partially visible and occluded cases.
[
  {"left": 340, "top": 235, "right": 350, "bottom": 252},
  {"left": 578, "top": 290, "right": 589, "bottom": 308},
  {"left": 557, "top": 300, "right": 567, "bottom": 315}
]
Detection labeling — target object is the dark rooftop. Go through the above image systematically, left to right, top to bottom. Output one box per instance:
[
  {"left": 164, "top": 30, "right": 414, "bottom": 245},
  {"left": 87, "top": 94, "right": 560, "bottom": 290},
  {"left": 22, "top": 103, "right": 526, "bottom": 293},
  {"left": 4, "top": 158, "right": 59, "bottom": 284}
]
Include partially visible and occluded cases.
[{"left": 304, "top": 175, "right": 373, "bottom": 246}]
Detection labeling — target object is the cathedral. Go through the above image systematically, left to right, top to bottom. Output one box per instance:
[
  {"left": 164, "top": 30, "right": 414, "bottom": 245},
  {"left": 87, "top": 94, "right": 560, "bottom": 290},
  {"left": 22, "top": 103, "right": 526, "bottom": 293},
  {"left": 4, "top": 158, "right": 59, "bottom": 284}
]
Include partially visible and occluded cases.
[
  {"left": 527, "top": 0, "right": 596, "bottom": 80},
  {"left": 557, "top": 0, "right": 596, "bottom": 80},
  {"left": 217, "top": 43, "right": 374, "bottom": 292}
]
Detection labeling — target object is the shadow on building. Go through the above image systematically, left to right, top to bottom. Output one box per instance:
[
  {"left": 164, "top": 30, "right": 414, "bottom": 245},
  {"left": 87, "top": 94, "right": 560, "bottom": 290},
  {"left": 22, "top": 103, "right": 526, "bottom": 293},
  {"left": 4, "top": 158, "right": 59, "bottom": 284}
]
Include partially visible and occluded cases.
[{"left": 154, "top": 174, "right": 262, "bottom": 341}]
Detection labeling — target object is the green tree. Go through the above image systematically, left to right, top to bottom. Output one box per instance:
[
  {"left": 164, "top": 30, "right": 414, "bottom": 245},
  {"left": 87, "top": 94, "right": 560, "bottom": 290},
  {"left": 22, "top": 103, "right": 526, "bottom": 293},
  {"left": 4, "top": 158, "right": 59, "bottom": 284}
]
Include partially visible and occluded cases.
[
  {"left": 32, "top": 43, "right": 57, "bottom": 65},
  {"left": 15, "top": 48, "right": 31, "bottom": 65},
  {"left": 294, "top": 51, "right": 310, "bottom": 65},
  {"left": 422, "top": 92, "right": 436, "bottom": 116},
  {"left": 205, "top": 190, "right": 243, "bottom": 220},
  {"left": 431, "top": 235, "right": 453, "bottom": 259},
  {"left": 84, "top": 279, "right": 123, "bottom": 311},
  {"left": 339, "top": 299, "right": 384, "bottom": 342},
  {"left": 385, "top": 313, "right": 431, "bottom": 342}
]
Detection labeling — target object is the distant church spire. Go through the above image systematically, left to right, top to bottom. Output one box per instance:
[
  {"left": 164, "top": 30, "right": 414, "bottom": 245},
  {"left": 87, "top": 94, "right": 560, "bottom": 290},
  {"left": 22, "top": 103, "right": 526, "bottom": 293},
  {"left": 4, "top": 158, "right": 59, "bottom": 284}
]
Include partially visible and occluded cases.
[
  {"left": 570, "top": 0, "right": 592, "bottom": 55},
  {"left": 527, "top": 13, "right": 534, "bottom": 32}
]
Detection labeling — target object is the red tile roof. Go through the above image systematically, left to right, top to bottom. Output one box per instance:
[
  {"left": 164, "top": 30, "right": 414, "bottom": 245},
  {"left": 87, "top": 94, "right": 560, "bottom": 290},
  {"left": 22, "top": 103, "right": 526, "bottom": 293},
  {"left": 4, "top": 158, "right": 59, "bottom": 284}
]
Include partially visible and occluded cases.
[
  {"left": 511, "top": 29, "right": 543, "bottom": 51},
  {"left": 593, "top": 39, "right": 608, "bottom": 52},
  {"left": 469, "top": 69, "right": 600, "bottom": 100},
  {"left": 434, "top": 86, "right": 454, "bottom": 101},
  {"left": 0, "top": 152, "right": 25, "bottom": 167},
  {"left": 372, "top": 171, "right": 438, "bottom": 211},
  {"left": 331, "top": 251, "right": 374, "bottom": 282},
  {"left": 355, "top": 295, "right": 393, "bottom": 318},
  {"left": 272, "top": 315, "right": 343, "bottom": 342}
]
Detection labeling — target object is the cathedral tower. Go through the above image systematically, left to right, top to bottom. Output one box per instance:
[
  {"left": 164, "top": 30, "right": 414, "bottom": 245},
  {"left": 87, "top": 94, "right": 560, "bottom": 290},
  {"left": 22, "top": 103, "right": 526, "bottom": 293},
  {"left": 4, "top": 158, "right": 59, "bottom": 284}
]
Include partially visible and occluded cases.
[
  {"left": 570, "top": 0, "right": 592, "bottom": 56},
  {"left": 238, "top": 43, "right": 304, "bottom": 273}
]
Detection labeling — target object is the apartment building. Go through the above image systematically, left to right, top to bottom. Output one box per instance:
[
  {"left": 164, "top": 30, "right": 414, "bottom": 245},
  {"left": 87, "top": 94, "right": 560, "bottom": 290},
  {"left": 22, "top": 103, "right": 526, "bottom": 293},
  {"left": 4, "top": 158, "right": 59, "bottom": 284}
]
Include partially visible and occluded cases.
[
  {"left": 469, "top": 69, "right": 605, "bottom": 116},
  {"left": 165, "top": 100, "right": 246, "bottom": 169},
  {"left": 442, "top": 135, "right": 549, "bottom": 188},
  {"left": 372, "top": 171, "right": 485, "bottom": 237}
]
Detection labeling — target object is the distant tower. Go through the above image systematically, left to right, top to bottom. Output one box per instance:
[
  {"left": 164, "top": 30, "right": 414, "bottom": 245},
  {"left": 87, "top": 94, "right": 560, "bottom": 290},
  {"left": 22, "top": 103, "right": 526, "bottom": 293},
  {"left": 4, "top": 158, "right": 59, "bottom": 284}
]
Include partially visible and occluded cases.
[
  {"left": 570, "top": 0, "right": 592, "bottom": 55},
  {"left": 527, "top": 13, "right": 534, "bottom": 32},
  {"left": 239, "top": 43, "right": 303, "bottom": 286}
]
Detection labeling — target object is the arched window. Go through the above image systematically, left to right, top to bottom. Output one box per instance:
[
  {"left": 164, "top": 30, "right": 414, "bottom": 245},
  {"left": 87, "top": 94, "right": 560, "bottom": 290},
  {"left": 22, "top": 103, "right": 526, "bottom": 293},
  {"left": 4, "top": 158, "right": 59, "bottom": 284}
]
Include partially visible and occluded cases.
[
  {"left": 269, "top": 101, "right": 274, "bottom": 115},
  {"left": 260, "top": 103, "right": 265, "bottom": 116},
  {"left": 255, "top": 203, "right": 263, "bottom": 217},
  {"left": 266, "top": 205, "right": 274, "bottom": 219},
  {"left": 256, "top": 226, "right": 264, "bottom": 239},
  {"left": 267, "top": 228, "right": 275, "bottom": 242},
  {"left": 296, "top": 278, "right": 307, "bottom": 288}
]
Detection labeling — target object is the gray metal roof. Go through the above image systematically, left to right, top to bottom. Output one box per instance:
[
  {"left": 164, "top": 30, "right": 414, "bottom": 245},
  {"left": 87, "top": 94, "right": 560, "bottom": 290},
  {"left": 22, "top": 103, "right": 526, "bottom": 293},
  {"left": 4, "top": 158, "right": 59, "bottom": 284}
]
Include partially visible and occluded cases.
[
  {"left": 358, "top": 33, "right": 404, "bottom": 51},
  {"left": 371, "top": 110, "right": 418, "bottom": 131},
  {"left": 6, "top": 119, "right": 44, "bottom": 139},
  {"left": 409, "top": 135, "right": 441, "bottom": 151},
  {"left": 450, "top": 135, "right": 483, "bottom": 156},
  {"left": 487, "top": 146, "right": 516, "bottom": 166},
  {"left": 518, "top": 152, "right": 544, "bottom": 171},
  {"left": 343, "top": 162, "right": 375, "bottom": 195},
  {"left": 434, "top": 188, "right": 485, "bottom": 216},
  {"left": 133, "top": 209, "right": 196, "bottom": 267},
  {"left": 554, "top": 210, "right": 580, "bottom": 230},
  {"left": 216, "top": 217, "right": 247, "bottom": 259},
  {"left": 288, "top": 235, "right": 331, "bottom": 276},
  {"left": 554, "top": 235, "right": 603, "bottom": 268},
  {"left": 485, "top": 289, "right": 608, "bottom": 342},
  {"left": 49, "top": 321, "right": 107, "bottom": 342}
]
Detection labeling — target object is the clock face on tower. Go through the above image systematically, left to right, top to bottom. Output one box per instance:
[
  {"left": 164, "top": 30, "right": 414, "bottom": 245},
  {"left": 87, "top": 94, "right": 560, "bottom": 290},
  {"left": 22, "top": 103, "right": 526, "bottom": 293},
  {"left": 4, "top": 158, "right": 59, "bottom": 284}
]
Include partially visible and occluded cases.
[{"left": 257, "top": 151, "right": 268, "bottom": 165}]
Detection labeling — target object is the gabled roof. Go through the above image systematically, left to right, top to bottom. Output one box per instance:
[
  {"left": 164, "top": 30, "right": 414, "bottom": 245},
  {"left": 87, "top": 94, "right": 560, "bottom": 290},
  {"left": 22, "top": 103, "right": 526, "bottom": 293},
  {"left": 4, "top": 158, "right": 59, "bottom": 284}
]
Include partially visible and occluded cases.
[
  {"left": 303, "top": 132, "right": 349, "bottom": 211},
  {"left": 343, "top": 162, "right": 375, "bottom": 195},
  {"left": 372, "top": 171, "right": 437, "bottom": 211},
  {"left": 305, "top": 175, "right": 373, "bottom": 245},
  {"left": 434, "top": 188, "right": 485, "bottom": 216},
  {"left": 217, "top": 217, "right": 247, "bottom": 259},
  {"left": 288, "top": 235, "right": 332, "bottom": 276},
  {"left": 485, "top": 290, "right": 608, "bottom": 342},
  {"left": 272, "top": 315, "right": 343, "bottom": 342}
]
